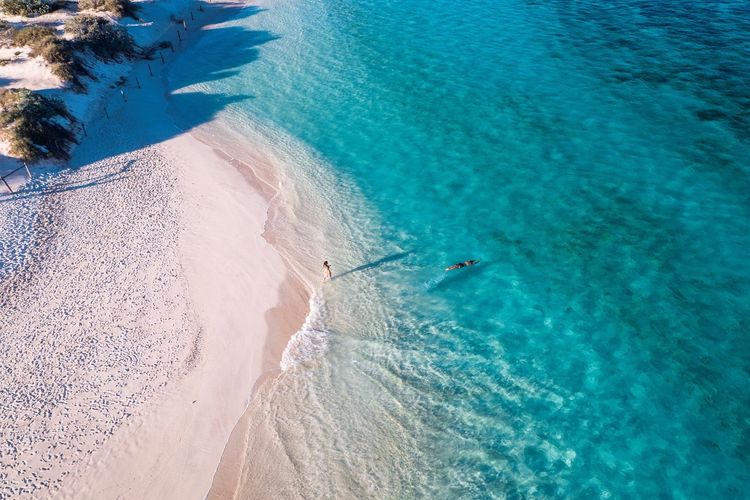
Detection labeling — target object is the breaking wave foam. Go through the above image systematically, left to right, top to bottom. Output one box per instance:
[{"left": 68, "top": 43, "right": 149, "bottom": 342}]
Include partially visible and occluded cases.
[{"left": 280, "top": 291, "right": 330, "bottom": 371}]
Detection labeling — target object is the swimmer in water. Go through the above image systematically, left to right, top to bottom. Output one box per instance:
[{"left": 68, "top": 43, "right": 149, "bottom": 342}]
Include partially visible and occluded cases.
[
  {"left": 445, "top": 259, "right": 479, "bottom": 271},
  {"left": 323, "top": 260, "right": 333, "bottom": 281}
]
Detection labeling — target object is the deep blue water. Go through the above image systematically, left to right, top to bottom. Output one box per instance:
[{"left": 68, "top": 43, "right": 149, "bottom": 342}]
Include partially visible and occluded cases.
[{"left": 169, "top": 0, "right": 750, "bottom": 496}]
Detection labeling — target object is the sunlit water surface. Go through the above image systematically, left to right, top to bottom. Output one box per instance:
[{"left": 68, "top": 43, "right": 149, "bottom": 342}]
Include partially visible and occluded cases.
[{"left": 167, "top": 0, "right": 750, "bottom": 496}]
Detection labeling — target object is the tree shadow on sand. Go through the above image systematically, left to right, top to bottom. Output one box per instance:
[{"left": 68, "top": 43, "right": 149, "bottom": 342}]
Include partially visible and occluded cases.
[{"left": 4, "top": 3, "right": 280, "bottom": 200}]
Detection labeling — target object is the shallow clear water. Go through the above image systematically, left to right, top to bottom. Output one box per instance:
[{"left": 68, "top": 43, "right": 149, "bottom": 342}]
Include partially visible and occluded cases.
[{"left": 168, "top": 0, "right": 750, "bottom": 496}]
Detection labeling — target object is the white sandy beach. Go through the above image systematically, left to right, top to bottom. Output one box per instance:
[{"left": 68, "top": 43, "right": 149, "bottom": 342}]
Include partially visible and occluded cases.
[{"left": 0, "top": 2, "right": 307, "bottom": 497}]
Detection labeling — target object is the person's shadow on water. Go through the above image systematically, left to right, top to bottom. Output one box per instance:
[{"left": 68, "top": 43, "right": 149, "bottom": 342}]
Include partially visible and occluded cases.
[{"left": 333, "top": 251, "right": 412, "bottom": 280}]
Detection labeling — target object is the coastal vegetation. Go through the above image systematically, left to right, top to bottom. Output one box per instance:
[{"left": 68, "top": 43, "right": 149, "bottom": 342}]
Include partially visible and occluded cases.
[
  {"left": 0, "top": 0, "right": 51, "bottom": 17},
  {"left": 0, "top": 0, "right": 144, "bottom": 168},
  {"left": 78, "top": 0, "right": 139, "bottom": 19},
  {"left": 0, "top": 1, "right": 143, "bottom": 164},
  {"left": 64, "top": 15, "right": 136, "bottom": 60},
  {"left": 8, "top": 16, "right": 136, "bottom": 90},
  {"left": 11, "top": 23, "right": 53, "bottom": 46},
  {"left": 11, "top": 25, "right": 87, "bottom": 88},
  {"left": 0, "top": 88, "right": 77, "bottom": 162}
]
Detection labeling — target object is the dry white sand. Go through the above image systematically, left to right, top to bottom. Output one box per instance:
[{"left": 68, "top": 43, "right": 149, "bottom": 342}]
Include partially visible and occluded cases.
[{"left": 0, "top": 3, "right": 304, "bottom": 498}]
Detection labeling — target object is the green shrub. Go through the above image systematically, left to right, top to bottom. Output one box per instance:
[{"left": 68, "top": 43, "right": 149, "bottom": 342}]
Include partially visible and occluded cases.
[
  {"left": 0, "top": 0, "right": 51, "bottom": 17},
  {"left": 78, "top": 0, "right": 138, "bottom": 19},
  {"left": 65, "top": 15, "right": 136, "bottom": 60},
  {"left": 0, "top": 22, "right": 12, "bottom": 45},
  {"left": 11, "top": 25, "right": 55, "bottom": 47},
  {"left": 12, "top": 26, "right": 88, "bottom": 90},
  {"left": 38, "top": 40, "right": 68, "bottom": 63},
  {"left": 50, "top": 61, "right": 78, "bottom": 82},
  {"left": 0, "top": 88, "right": 77, "bottom": 162}
]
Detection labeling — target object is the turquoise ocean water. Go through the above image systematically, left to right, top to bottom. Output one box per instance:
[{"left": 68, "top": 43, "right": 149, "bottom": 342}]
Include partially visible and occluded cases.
[{"left": 167, "top": 0, "right": 749, "bottom": 497}]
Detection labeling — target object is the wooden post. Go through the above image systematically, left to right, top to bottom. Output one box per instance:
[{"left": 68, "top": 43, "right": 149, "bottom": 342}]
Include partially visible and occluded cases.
[
  {"left": 190, "top": 11, "right": 194, "bottom": 20},
  {"left": 177, "top": 30, "right": 182, "bottom": 44},
  {"left": 160, "top": 51, "right": 165, "bottom": 63},
  {"left": 148, "top": 63, "right": 154, "bottom": 75},
  {"left": 135, "top": 76, "right": 141, "bottom": 88},
  {"left": 121, "top": 89, "right": 127, "bottom": 102},
  {"left": 104, "top": 106, "right": 109, "bottom": 118},
  {"left": 82, "top": 122, "right": 87, "bottom": 136},
  {"left": 23, "top": 162, "right": 31, "bottom": 179},
  {"left": 2, "top": 177, "right": 12, "bottom": 194}
]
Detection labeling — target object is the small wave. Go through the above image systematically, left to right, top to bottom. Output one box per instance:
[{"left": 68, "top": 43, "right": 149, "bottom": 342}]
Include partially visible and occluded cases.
[{"left": 280, "top": 291, "right": 330, "bottom": 371}]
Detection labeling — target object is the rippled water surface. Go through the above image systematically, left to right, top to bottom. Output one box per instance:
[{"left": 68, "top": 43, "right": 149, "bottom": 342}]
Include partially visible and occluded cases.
[{"left": 169, "top": 0, "right": 750, "bottom": 496}]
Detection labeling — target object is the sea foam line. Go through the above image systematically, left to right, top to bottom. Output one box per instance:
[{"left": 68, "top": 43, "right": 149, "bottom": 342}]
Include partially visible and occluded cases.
[{"left": 280, "top": 291, "right": 330, "bottom": 371}]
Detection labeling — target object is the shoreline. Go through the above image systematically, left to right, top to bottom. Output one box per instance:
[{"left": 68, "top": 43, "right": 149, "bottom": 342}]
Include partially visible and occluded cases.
[
  {"left": 0, "top": 1, "right": 312, "bottom": 497},
  {"left": 63, "top": 2, "right": 314, "bottom": 497},
  {"left": 190, "top": 129, "right": 315, "bottom": 500},
  {"left": 206, "top": 272, "right": 309, "bottom": 500}
]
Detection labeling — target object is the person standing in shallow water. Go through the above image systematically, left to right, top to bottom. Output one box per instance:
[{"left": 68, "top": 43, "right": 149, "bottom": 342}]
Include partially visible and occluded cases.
[{"left": 323, "top": 261, "right": 332, "bottom": 281}]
